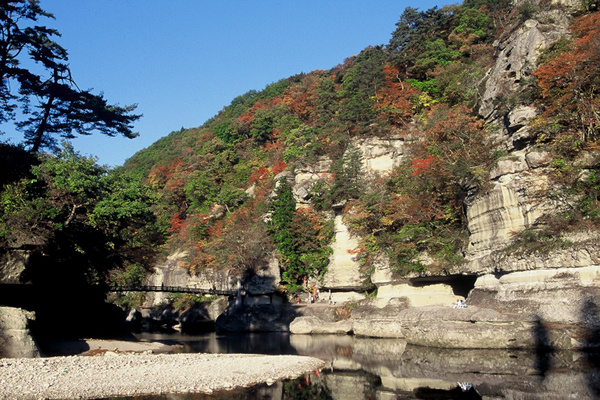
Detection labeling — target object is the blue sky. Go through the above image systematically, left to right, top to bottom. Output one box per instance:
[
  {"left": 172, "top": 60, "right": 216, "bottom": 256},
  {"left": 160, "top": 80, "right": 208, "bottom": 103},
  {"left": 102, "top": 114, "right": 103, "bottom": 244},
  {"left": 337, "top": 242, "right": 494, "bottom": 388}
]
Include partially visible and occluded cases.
[{"left": 3, "top": 1, "right": 458, "bottom": 167}]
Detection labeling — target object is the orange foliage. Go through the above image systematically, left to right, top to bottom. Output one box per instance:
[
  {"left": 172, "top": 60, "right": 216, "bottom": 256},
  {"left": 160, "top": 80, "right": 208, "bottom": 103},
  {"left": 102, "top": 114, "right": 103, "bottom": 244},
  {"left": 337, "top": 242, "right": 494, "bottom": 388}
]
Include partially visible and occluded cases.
[
  {"left": 533, "top": 12, "right": 600, "bottom": 141},
  {"left": 374, "top": 65, "right": 419, "bottom": 125},
  {"left": 282, "top": 85, "right": 316, "bottom": 120},
  {"left": 237, "top": 111, "right": 254, "bottom": 126},
  {"left": 410, "top": 155, "right": 437, "bottom": 176},
  {"left": 148, "top": 157, "right": 186, "bottom": 191},
  {"left": 272, "top": 161, "right": 287, "bottom": 175},
  {"left": 248, "top": 162, "right": 287, "bottom": 185},
  {"left": 248, "top": 166, "right": 270, "bottom": 184},
  {"left": 167, "top": 215, "right": 185, "bottom": 233}
]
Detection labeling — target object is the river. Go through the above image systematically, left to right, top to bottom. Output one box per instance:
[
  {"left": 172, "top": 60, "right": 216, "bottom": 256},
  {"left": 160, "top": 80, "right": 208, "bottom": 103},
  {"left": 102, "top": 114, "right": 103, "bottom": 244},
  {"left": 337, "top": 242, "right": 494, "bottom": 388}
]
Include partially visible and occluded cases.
[{"left": 102, "top": 332, "right": 600, "bottom": 399}]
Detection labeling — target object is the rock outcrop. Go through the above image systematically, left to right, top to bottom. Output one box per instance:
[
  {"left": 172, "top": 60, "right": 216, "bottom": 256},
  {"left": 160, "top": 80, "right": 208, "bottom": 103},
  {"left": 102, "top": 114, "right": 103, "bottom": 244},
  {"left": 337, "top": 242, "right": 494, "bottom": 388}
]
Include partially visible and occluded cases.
[
  {"left": 144, "top": 2, "right": 600, "bottom": 351},
  {"left": 479, "top": 11, "right": 571, "bottom": 122},
  {"left": 465, "top": 158, "right": 560, "bottom": 259},
  {"left": 321, "top": 214, "right": 362, "bottom": 291},
  {"left": 0, "top": 250, "right": 30, "bottom": 284},
  {"left": 0, "top": 307, "right": 39, "bottom": 358},
  {"left": 289, "top": 316, "right": 352, "bottom": 335}
]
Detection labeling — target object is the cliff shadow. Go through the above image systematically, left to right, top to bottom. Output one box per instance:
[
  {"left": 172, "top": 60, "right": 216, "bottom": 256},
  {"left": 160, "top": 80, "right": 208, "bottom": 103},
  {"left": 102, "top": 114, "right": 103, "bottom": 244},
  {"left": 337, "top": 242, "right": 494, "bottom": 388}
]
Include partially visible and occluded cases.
[
  {"left": 215, "top": 274, "right": 302, "bottom": 336},
  {"left": 409, "top": 274, "right": 478, "bottom": 299},
  {"left": 581, "top": 296, "right": 600, "bottom": 398},
  {"left": 532, "top": 315, "right": 553, "bottom": 380}
]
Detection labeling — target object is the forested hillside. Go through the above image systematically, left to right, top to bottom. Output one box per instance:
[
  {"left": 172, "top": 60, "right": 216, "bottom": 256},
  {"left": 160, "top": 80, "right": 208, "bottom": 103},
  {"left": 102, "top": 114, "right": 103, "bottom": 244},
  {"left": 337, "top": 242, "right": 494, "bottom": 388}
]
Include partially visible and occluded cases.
[
  {"left": 2, "top": 0, "right": 600, "bottom": 299},
  {"left": 114, "top": 0, "right": 600, "bottom": 293}
]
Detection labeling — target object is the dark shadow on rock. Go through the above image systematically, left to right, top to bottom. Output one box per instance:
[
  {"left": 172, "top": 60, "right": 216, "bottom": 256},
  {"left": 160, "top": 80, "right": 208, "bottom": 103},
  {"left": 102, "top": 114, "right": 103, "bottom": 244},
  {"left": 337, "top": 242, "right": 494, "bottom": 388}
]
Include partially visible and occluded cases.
[
  {"left": 10, "top": 249, "right": 130, "bottom": 345},
  {"left": 215, "top": 274, "right": 301, "bottom": 334},
  {"left": 408, "top": 275, "right": 478, "bottom": 299},
  {"left": 581, "top": 297, "right": 600, "bottom": 399},
  {"left": 140, "top": 300, "right": 217, "bottom": 334},
  {"left": 532, "top": 315, "right": 553, "bottom": 380},
  {"left": 38, "top": 339, "right": 91, "bottom": 357},
  {"left": 415, "top": 385, "right": 482, "bottom": 399}
]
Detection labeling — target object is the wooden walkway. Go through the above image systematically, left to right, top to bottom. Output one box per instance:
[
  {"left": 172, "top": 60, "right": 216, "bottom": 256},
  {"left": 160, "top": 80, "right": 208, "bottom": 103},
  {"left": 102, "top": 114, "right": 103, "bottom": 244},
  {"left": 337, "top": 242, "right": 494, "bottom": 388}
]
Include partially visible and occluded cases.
[{"left": 109, "top": 285, "right": 236, "bottom": 296}]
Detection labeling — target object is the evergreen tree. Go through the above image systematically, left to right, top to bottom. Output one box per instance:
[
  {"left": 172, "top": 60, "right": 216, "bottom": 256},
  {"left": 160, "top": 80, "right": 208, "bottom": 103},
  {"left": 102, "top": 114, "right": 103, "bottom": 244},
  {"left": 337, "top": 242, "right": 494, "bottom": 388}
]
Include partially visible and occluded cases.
[
  {"left": 0, "top": 0, "right": 141, "bottom": 152},
  {"left": 330, "top": 143, "right": 364, "bottom": 203},
  {"left": 268, "top": 177, "right": 300, "bottom": 286}
]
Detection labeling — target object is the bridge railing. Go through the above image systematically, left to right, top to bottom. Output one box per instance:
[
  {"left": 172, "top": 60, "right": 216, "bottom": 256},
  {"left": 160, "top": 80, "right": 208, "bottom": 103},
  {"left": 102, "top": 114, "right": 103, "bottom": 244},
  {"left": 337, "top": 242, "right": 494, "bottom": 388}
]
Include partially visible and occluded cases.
[{"left": 109, "top": 285, "right": 236, "bottom": 296}]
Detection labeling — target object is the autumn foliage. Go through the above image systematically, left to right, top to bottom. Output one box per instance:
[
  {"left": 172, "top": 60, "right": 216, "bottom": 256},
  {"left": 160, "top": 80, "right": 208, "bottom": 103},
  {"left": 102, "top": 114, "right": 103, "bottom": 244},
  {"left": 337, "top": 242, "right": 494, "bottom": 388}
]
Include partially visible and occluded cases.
[
  {"left": 114, "top": 3, "right": 598, "bottom": 285},
  {"left": 533, "top": 12, "right": 600, "bottom": 143},
  {"left": 375, "top": 66, "right": 419, "bottom": 125}
]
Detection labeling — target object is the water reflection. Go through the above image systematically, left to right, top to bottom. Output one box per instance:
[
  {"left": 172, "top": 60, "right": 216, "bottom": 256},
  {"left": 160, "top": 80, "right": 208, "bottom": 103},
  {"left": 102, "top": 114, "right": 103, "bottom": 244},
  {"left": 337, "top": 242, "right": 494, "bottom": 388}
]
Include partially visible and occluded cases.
[{"left": 118, "top": 332, "right": 600, "bottom": 399}]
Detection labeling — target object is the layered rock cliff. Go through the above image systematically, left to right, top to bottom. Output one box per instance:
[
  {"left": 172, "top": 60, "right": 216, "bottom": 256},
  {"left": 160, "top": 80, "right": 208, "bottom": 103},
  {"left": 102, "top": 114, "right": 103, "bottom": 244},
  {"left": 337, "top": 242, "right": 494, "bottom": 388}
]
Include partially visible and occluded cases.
[{"left": 141, "top": 0, "right": 600, "bottom": 349}]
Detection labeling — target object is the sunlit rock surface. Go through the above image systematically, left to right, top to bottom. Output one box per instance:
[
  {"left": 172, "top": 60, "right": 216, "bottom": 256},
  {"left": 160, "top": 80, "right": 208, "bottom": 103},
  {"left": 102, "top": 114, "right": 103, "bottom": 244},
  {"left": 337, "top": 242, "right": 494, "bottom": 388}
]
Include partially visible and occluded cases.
[
  {"left": 322, "top": 214, "right": 362, "bottom": 291},
  {"left": 0, "top": 307, "right": 39, "bottom": 358}
]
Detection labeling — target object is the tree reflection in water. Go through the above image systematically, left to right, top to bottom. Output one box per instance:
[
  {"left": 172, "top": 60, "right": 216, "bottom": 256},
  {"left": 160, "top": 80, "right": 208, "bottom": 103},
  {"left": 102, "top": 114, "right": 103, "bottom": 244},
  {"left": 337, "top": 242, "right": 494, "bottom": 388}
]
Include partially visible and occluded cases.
[{"left": 121, "top": 332, "right": 600, "bottom": 400}]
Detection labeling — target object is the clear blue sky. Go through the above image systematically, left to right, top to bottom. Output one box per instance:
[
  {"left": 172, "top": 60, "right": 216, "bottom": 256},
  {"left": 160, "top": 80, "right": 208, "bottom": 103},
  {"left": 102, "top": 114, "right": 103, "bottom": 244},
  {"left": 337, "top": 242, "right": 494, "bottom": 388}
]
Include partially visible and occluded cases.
[{"left": 3, "top": 0, "right": 458, "bottom": 167}]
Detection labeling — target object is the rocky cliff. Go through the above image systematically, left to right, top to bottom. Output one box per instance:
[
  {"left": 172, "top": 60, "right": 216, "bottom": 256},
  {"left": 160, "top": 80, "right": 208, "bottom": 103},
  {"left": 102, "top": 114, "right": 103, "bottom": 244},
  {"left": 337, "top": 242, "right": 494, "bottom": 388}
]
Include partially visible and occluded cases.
[{"left": 142, "top": 0, "right": 600, "bottom": 350}]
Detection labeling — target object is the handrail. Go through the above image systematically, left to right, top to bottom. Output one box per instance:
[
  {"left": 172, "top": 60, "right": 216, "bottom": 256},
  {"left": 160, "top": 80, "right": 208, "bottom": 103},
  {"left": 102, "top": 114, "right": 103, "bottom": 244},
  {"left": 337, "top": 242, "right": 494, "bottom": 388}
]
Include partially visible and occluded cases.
[{"left": 109, "top": 285, "right": 236, "bottom": 296}]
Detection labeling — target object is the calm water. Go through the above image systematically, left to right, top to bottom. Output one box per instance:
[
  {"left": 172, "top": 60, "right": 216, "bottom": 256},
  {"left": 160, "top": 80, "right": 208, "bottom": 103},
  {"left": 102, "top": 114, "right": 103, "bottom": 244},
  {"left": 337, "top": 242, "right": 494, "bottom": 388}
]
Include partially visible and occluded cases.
[{"left": 104, "top": 332, "right": 600, "bottom": 400}]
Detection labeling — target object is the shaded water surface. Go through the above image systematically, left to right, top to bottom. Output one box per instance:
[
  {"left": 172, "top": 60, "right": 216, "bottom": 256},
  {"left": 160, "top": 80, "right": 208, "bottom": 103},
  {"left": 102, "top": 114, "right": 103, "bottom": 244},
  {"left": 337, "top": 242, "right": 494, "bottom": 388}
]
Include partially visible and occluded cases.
[{"left": 105, "top": 332, "right": 600, "bottom": 399}]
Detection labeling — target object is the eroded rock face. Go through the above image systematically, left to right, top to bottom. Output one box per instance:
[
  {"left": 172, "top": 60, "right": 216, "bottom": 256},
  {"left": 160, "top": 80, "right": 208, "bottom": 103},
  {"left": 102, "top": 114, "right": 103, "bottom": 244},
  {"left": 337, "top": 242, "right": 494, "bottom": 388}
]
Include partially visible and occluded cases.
[
  {"left": 148, "top": 6, "right": 596, "bottom": 345},
  {"left": 479, "top": 14, "right": 570, "bottom": 121},
  {"left": 353, "top": 136, "right": 406, "bottom": 175},
  {"left": 299, "top": 138, "right": 408, "bottom": 292},
  {"left": 465, "top": 163, "right": 563, "bottom": 259},
  {"left": 322, "top": 214, "right": 362, "bottom": 290},
  {"left": 466, "top": 239, "right": 600, "bottom": 276},
  {"left": 144, "top": 249, "right": 232, "bottom": 306},
  {"left": 0, "top": 250, "right": 31, "bottom": 284},
  {"left": 246, "top": 257, "right": 281, "bottom": 295},
  {"left": 470, "top": 266, "right": 600, "bottom": 331},
  {"left": 375, "top": 282, "right": 460, "bottom": 308},
  {"left": 352, "top": 303, "right": 580, "bottom": 349},
  {"left": 0, "top": 307, "right": 39, "bottom": 358},
  {"left": 289, "top": 316, "right": 352, "bottom": 334}
]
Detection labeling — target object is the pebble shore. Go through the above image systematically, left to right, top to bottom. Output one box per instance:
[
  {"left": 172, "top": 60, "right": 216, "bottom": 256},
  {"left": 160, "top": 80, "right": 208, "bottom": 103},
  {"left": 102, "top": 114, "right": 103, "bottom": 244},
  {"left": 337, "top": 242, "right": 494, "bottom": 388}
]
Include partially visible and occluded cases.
[{"left": 0, "top": 353, "right": 324, "bottom": 399}]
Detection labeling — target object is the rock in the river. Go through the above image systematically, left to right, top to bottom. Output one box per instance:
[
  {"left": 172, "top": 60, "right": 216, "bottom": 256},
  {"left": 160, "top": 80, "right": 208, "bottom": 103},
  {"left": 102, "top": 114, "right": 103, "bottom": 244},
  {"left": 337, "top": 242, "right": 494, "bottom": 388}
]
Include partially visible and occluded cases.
[
  {"left": 352, "top": 300, "right": 410, "bottom": 339},
  {"left": 0, "top": 307, "right": 39, "bottom": 358},
  {"left": 289, "top": 316, "right": 352, "bottom": 334}
]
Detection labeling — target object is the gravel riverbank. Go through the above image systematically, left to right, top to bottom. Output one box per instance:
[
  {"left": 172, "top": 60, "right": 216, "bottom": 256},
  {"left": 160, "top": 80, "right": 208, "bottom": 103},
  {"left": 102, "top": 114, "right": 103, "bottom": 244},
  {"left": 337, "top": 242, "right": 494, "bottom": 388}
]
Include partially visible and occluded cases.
[{"left": 0, "top": 353, "right": 325, "bottom": 399}]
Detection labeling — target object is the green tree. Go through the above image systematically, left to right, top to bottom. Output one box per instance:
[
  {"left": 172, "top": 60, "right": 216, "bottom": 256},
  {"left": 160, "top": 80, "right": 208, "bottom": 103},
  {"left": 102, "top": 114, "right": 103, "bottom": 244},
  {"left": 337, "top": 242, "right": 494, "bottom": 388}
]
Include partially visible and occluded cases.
[
  {"left": 0, "top": 0, "right": 141, "bottom": 152},
  {"left": 0, "top": 142, "right": 159, "bottom": 283},
  {"left": 330, "top": 143, "right": 364, "bottom": 203},
  {"left": 268, "top": 178, "right": 300, "bottom": 286}
]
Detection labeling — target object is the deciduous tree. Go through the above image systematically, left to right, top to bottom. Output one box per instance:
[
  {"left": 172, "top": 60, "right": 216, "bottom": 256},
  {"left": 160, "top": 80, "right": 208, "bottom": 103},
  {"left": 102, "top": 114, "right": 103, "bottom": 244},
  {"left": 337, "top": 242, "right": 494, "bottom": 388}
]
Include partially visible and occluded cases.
[{"left": 533, "top": 12, "right": 600, "bottom": 143}]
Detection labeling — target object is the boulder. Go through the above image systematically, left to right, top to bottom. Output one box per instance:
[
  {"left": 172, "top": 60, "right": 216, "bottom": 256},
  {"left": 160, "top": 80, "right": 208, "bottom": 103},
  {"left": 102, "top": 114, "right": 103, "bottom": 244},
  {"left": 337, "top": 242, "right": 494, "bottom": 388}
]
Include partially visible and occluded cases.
[
  {"left": 525, "top": 149, "right": 550, "bottom": 168},
  {"left": 489, "top": 152, "right": 529, "bottom": 180},
  {"left": 0, "top": 250, "right": 31, "bottom": 284},
  {"left": 352, "top": 264, "right": 600, "bottom": 350},
  {"left": 469, "top": 266, "right": 600, "bottom": 343},
  {"left": 352, "top": 299, "right": 410, "bottom": 338},
  {"left": 215, "top": 303, "right": 296, "bottom": 332},
  {"left": 396, "top": 306, "right": 538, "bottom": 349},
  {"left": 0, "top": 307, "right": 39, "bottom": 358},
  {"left": 289, "top": 316, "right": 352, "bottom": 334}
]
